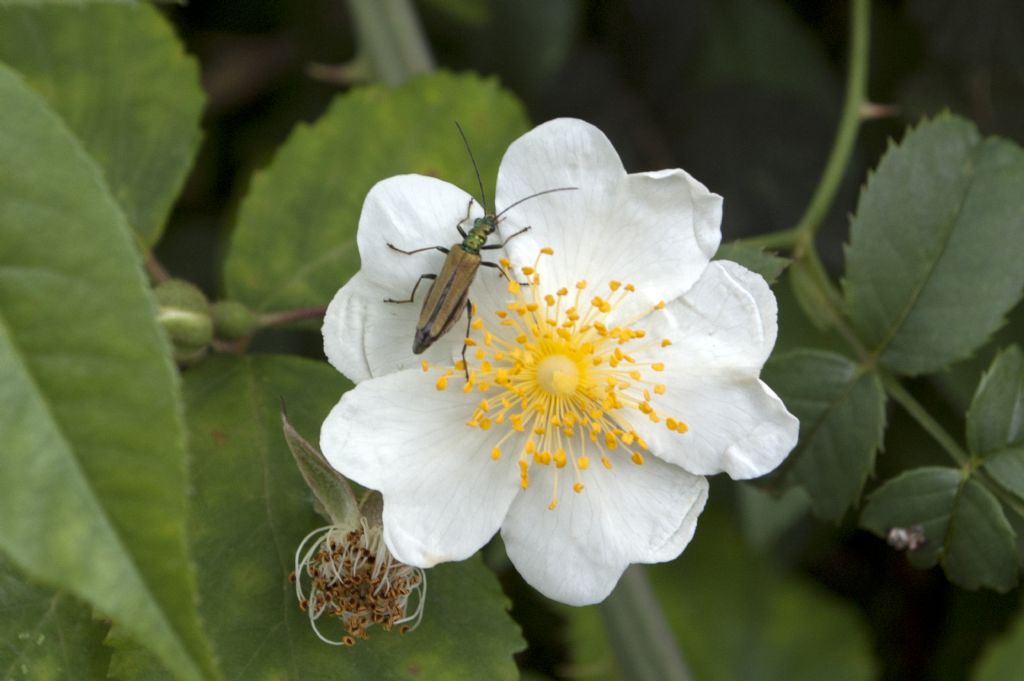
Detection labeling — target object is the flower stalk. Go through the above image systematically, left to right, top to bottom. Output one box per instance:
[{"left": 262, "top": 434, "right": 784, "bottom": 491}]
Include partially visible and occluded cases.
[
  {"left": 346, "top": 0, "right": 435, "bottom": 85},
  {"left": 600, "top": 565, "right": 692, "bottom": 681}
]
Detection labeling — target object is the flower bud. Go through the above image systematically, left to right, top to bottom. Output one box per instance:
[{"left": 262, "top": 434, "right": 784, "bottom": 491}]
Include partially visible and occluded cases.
[
  {"left": 154, "top": 279, "right": 213, "bottom": 365},
  {"left": 210, "top": 300, "right": 259, "bottom": 340}
]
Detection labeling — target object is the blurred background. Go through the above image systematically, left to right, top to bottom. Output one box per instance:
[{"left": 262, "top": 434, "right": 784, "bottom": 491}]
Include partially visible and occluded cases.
[{"left": 154, "top": 1, "right": 1024, "bottom": 678}]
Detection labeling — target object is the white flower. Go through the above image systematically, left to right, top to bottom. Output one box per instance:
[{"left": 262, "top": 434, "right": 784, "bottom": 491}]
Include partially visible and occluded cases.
[{"left": 320, "top": 118, "right": 798, "bottom": 606}]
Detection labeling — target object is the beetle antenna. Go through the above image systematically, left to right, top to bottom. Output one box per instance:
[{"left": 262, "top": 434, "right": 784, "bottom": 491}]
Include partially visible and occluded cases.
[
  {"left": 455, "top": 121, "right": 488, "bottom": 213},
  {"left": 495, "top": 187, "right": 578, "bottom": 219}
]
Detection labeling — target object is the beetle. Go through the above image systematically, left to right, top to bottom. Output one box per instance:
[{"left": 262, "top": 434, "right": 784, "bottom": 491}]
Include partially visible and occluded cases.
[{"left": 384, "top": 123, "right": 576, "bottom": 374}]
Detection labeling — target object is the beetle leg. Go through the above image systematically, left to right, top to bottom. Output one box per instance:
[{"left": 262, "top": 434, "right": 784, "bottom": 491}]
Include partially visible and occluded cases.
[
  {"left": 457, "top": 198, "right": 474, "bottom": 238},
  {"left": 480, "top": 225, "right": 531, "bottom": 250},
  {"left": 387, "top": 243, "right": 450, "bottom": 256},
  {"left": 481, "top": 260, "right": 530, "bottom": 286},
  {"left": 384, "top": 273, "right": 436, "bottom": 304},
  {"left": 460, "top": 299, "right": 473, "bottom": 380}
]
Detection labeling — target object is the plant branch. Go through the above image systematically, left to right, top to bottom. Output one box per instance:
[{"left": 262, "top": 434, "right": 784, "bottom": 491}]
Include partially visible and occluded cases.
[
  {"left": 346, "top": 0, "right": 435, "bottom": 85},
  {"left": 144, "top": 251, "right": 171, "bottom": 284},
  {"left": 258, "top": 305, "right": 328, "bottom": 328},
  {"left": 599, "top": 566, "right": 692, "bottom": 681}
]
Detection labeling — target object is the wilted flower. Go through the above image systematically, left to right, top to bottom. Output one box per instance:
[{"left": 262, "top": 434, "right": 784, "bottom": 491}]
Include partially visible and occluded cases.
[
  {"left": 320, "top": 118, "right": 798, "bottom": 605},
  {"left": 292, "top": 512, "right": 426, "bottom": 646}
]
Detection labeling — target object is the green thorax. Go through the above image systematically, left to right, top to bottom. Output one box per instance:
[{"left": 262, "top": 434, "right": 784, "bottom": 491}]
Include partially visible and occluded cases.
[{"left": 461, "top": 215, "right": 498, "bottom": 254}]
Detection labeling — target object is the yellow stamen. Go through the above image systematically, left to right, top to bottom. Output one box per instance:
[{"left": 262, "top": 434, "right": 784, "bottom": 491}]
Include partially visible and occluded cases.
[{"left": 431, "top": 248, "right": 686, "bottom": 510}]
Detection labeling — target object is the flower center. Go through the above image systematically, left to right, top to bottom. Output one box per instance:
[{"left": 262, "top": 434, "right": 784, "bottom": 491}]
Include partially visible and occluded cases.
[
  {"left": 428, "top": 247, "right": 689, "bottom": 510},
  {"left": 536, "top": 354, "right": 580, "bottom": 395}
]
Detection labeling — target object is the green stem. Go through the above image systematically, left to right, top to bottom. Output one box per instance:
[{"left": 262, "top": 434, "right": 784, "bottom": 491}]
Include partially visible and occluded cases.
[
  {"left": 346, "top": 0, "right": 435, "bottom": 85},
  {"left": 793, "top": 0, "right": 870, "bottom": 244},
  {"left": 734, "top": 227, "right": 800, "bottom": 251},
  {"left": 879, "top": 370, "right": 969, "bottom": 467},
  {"left": 599, "top": 566, "right": 692, "bottom": 681}
]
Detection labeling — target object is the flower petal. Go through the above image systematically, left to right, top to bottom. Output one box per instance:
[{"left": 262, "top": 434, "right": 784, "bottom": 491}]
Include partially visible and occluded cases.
[
  {"left": 495, "top": 118, "right": 722, "bottom": 320},
  {"left": 357, "top": 174, "right": 483, "bottom": 295},
  {"left": 625, "top": 259, "right": 796, "bottom": 479},
  {"left": 643, "top": 260, "right": 779, "bottom": 372},
  {"left": 323, "top": 270, "right": 472, "bottom": 383},
  {"left": 320, "top": 369, "right": 521, "bottom": 567},
  {"left": 636, "top": 373, "right": 798, "bottom": 480},
  {"left": 500, "top": 457, "right": 708, "bottom": 605}
]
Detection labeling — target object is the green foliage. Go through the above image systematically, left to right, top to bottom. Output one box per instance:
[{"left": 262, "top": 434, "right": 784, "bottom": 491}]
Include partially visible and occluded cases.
[
  {"left": 692, "top": 0, "right": 836, "bottom": 110},
  {"left": 0, "top": 4, "right": 204, "bottom": 246},
  {"left": 0, "top": 63, "right": 217, "bottom": 681},
  {"left": 224, "top": 72, "right": 529, "bottom": 313},
  {"left": 843, "top": 114, "right": 1024, "bottom": 375},
  {"left": 714, "top": 242, "right": 790, "bottom": 284},
  {"left": 968, "top": 346, "right": 1024, "bottom": 456},
  {"left": 969, "top": 346, "right": 1024, "bottom": 501},
  {"left": 762, "top": 350, "right": 886, "bottom": 520},
  {"left": 107, "top": 355, "right": 523, "bottom": 679},
  {"left": 861, "top": 468, "right": 1019, "bottom": 592},
  {"left": 565, "top": 508, "right": 877, "bottom": 681},
  {"left": 0, "top": 556, "right": 110, "bottom": 680},
  {"left": 973, "top": 605, "right": 1024, "bottom": 681}
]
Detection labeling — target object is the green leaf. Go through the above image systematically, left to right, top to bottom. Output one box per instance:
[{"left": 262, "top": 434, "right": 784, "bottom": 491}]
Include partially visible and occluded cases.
[
  {"left": 0, "top": 4, "right": 204, "bottom": 246},
  {"left": 0, "top": 65, "right": 217, "bottom": 680},
  {"left": 224, "top": 71, "right": 529, "bottom": 313},
  {"left": 843, "top": 114, "right": 1024, "bottom": 376},
  {"left": 714, "top": 242, "right": 790, "bottom": 284},
  {"left": 968, "top": 346, "right": 1024, "bottom": 456},
  {"left": 762, "top": 350, "right": 886, "bottom": 520},
  {"left": 112, "top": 354, "right": 523, "bottom": 679},
  {"left": 281, "top": 409, "right": 361, "bottom": 528},
  {"left": 983, "top": 447, "right": 1024, "bottom": 502},
  {"left": 861, "top": 467, "right": 1019, "bottom": 591},
  {"left": 0, "top": 557, "right": 110, "bottom": 681},
  {"left": 973, "top": 604, "right": 1024, "bottom": 681}
]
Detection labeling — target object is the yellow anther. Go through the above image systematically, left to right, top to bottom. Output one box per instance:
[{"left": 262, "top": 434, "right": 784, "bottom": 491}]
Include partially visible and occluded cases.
[
  {"left": 540, "top": 247, "right": 554, "bottom": 255},
  {"left": 500, "top": 257, "right": 511, "bottom": 268},
  {"left": 521, "top": 266, "right": 535, "bottom": 276},
  {"left": 508, "top": 280, "right": 521, "bottom": 294},
  {"left": 575, "top": 280, "right": 587, "bottom": 290},
  {"left": 609, "top": 280, "right": 622, "bottom": 291},
  {"left": 625, "top": 283, "right": 635, "bottom": 292},
  {"left": 557, "top": 287, "right": 569, "bottom": 296},
  {"left": 654, "top": 300, "right": 665, "bottom": 310},
  {"left": 661, "top": 339, "right": 672, "bottom": 347},
  {"left": 475, "top": 348, "right": 486, "bottom": 360},
  {"left": 421, "top": 360, "right": 430, "bottom": 372},
  {"left": 651, "top": 362, "right": 665, "bottom": 371},
  {"left": 436, "top": 376, "right": 448, "bottom": 391},
  {"left": 654, "top": 384, "right": 667, "bottom": 395},
  {"left": 479, "top": 399, "right": 491, "bottom": 411},
  {"left": 491, "top": 447, "right": 501, "bottom": 460},
  {"left": 554, "top": 449, "right": 567, "bottom": 468},
  {"left": 631, "top": 452, "right": 645, "bottom": 465},
  {"left": 601, "top": 455, "right": 613, "bottom": 469},
  {"left": 578, "top": 456, "right": 590, "bottom": 470},
  {"left": 573, "top": 482, "right": 584, "bottom": 493},
  {"left": 548, "top": 499, "right": 558, "bottom": 510}
]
